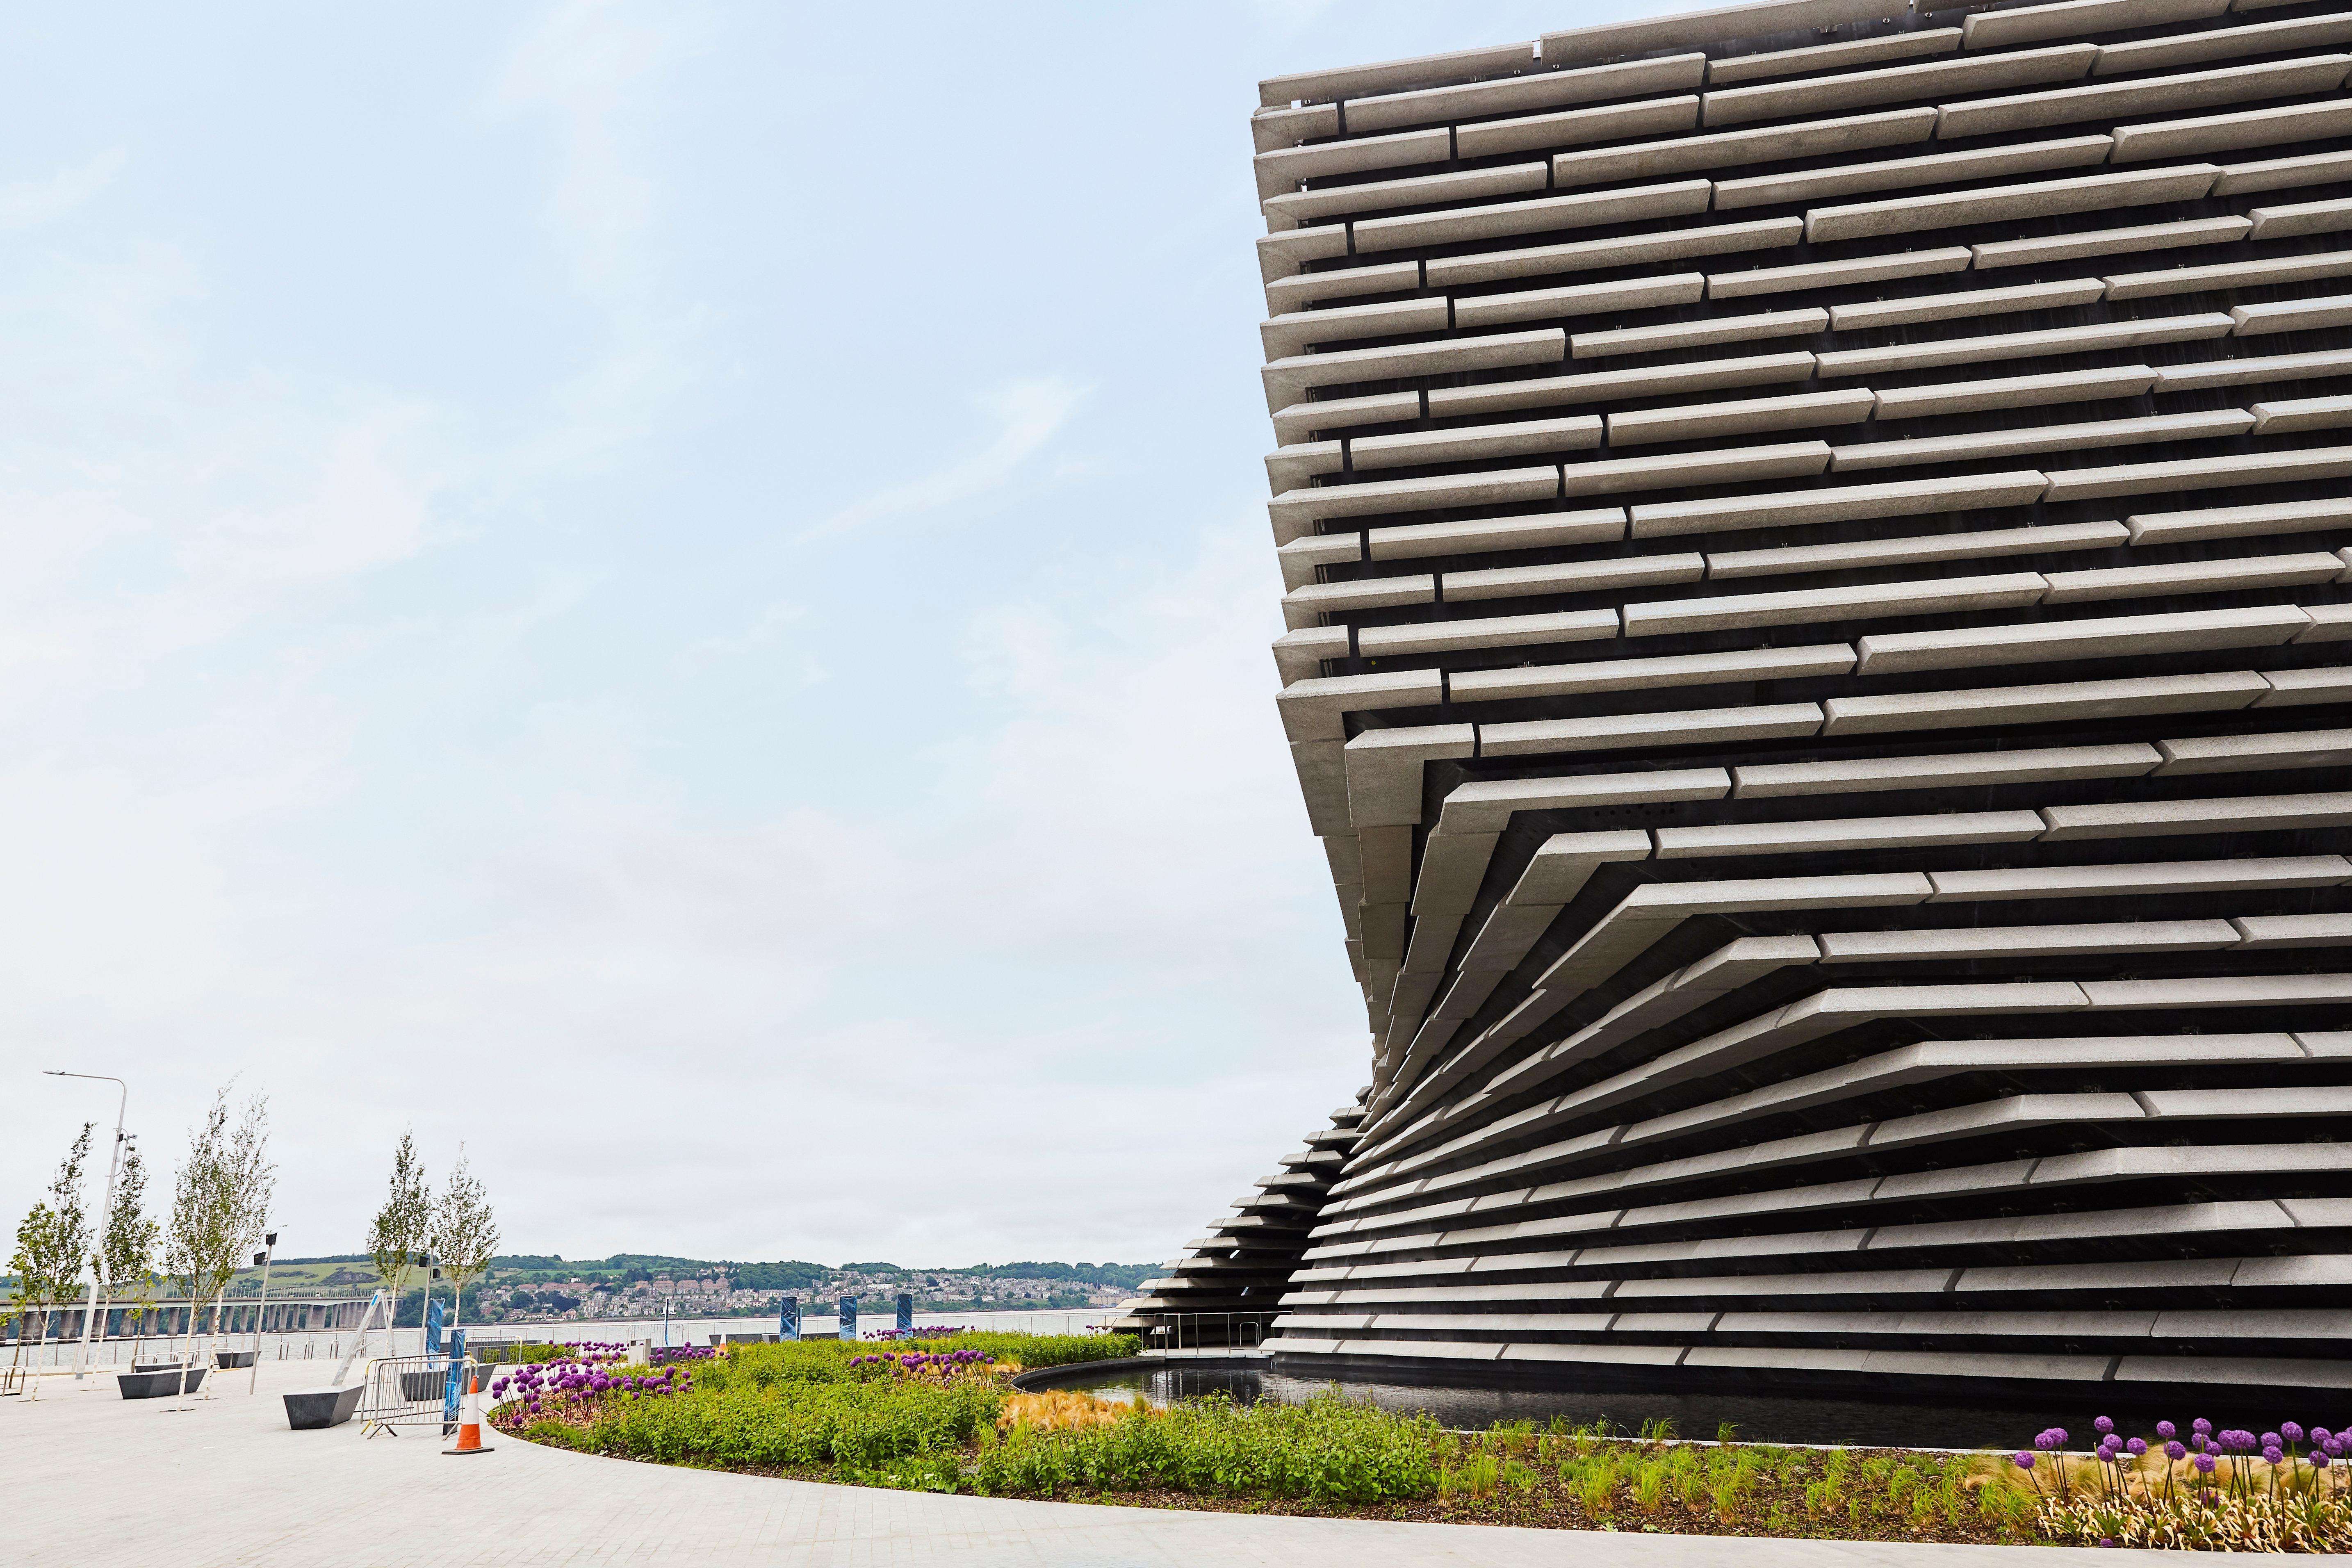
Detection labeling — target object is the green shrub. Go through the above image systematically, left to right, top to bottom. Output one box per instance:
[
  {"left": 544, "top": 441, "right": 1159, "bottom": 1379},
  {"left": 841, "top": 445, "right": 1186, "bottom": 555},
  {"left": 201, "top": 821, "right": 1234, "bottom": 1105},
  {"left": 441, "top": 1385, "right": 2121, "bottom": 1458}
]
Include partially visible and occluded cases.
[
  {"left": 688, "top": 1330, "right": 1136, "bottom": 1390},
  {"left": 928, "top": 1331, "right": 1137, "bottom": 1367},
  {"left": 693, "top": 1341, "right": 881, "bottom": 1392},
  {"left": 474, "top": 1343, "right": 570, "bottom": 1364},
  {"left": 575, "top": 1377, "right": 1001, "bottom": 1470},
  {"left": 974, "top": 1391, "right": 1438, "bottom": 1503}
]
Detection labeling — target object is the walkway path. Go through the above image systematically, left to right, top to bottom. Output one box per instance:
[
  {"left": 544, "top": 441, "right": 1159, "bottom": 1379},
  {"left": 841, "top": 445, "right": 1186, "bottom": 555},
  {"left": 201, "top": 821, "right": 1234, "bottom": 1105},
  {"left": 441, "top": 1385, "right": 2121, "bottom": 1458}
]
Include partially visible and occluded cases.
[{"left": 1, "top": 1363, "right": 2167, "bottom": 1565}]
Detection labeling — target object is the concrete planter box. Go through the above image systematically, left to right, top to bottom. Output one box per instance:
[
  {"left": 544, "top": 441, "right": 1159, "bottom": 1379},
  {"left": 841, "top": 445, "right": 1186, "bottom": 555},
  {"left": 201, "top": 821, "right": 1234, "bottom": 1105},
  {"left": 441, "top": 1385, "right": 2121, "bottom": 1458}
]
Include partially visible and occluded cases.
[
  {"left": 213, "top": 1350, "right": 256, "bottom": 1369},
  {"left": 132, "top": 1361, "right": 189, "bottom": 1374},
  {"left": 119, "top": 1367, "right": 205, "bottom": 1399},
  {"left": 400, "top": 1369, "right": 450, "bottom": 1402},
  {"left": 282, "top": 1383, "right": 365, "bottom": 1430}
]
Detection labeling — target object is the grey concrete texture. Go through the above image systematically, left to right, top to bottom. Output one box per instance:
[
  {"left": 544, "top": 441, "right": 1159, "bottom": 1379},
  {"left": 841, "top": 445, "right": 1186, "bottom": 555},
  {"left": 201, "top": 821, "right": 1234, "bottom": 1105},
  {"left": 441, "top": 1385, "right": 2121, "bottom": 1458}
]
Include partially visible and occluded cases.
[
  {"left": 1229, "top": 0, "right": 2352, "bottom": 1391},
  {"left": 1966, "top": 0, "right": 2228, "bottom": 52},
  {"left": 2089, "top": 8, "right": 2351, "bottom": 73},
  {"left": 1705, "top": 28, "right": 1958, "bottom": 86},
  {"left": 1703, "top": 42, "right": 2097, "bottom": 127},
  {"left": 1339, "top": 55, "right": 1709, "bottom": 140},
  {"left": 1459, "top": 94, "right": 1700, "bottom": 162},
  {"left": 1707, "top": 244, "right": 1969, "bottom": 300}
]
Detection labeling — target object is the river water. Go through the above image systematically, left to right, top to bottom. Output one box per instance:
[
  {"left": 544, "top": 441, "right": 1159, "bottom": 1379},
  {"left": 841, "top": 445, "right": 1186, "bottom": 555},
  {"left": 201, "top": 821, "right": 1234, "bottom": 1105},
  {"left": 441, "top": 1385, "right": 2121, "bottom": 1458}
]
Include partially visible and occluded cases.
[{"left": 7, "top": 1307, "right": 1113, "bottom": 1371}]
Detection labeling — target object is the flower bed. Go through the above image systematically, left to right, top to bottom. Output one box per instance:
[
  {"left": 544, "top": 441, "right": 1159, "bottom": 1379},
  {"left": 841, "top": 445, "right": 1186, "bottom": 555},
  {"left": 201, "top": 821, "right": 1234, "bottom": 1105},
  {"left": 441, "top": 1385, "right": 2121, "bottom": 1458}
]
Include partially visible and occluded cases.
[
  {"left": 904, "top": 1331, "right": 1136, "bottom": 1369},
  {"left": 483, "top": 1342, "right": 2351, "bottom": 1550},
  {"left": 490, "top": 1350, "right": 695, "bottom": 1424},
  {"left": 2015, "top": 1415, "right": 2352, "bottom": 1549}
]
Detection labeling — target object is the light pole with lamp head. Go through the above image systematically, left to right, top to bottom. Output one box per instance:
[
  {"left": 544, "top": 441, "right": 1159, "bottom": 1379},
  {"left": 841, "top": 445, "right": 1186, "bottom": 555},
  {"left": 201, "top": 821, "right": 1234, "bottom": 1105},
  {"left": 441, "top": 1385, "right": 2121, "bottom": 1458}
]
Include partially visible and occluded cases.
[
  {"left": 42, "top": 1071, "right": 125, "bottom": 1383},
  {"left": 247, "top": 1232, "right": 276, "bottom": 1394}
]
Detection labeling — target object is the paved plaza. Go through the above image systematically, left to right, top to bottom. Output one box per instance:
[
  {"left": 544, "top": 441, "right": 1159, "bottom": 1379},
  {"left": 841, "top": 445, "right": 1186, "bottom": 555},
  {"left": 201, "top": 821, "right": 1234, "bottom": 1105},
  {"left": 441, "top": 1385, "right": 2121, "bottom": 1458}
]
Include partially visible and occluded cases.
[{"left": 2, "top": 1361, "right": 2168, "bottom": 1565}]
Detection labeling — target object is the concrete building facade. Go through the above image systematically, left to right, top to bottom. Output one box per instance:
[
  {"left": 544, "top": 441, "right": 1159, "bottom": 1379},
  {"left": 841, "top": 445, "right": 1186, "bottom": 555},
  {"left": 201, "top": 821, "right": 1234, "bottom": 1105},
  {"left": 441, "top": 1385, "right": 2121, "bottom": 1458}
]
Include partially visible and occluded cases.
[{"left": 1129, "top": 0, "right": 2352, "bottom": 1398}]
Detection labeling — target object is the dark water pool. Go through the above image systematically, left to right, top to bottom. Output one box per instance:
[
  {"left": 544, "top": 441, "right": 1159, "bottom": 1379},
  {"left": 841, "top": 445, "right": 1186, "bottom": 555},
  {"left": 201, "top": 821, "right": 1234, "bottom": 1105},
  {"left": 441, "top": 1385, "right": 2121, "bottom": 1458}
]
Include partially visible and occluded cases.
[{"left": 1028, "top": 1362, "right": 2322, "bottom": 1452}]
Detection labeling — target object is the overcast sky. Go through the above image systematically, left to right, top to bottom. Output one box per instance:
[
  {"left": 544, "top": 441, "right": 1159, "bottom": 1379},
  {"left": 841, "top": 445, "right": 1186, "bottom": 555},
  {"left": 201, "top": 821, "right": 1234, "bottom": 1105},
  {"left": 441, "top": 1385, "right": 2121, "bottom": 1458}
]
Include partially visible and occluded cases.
[{"left": 2, "top": 0, "right": 1671, "bottom": 1270}]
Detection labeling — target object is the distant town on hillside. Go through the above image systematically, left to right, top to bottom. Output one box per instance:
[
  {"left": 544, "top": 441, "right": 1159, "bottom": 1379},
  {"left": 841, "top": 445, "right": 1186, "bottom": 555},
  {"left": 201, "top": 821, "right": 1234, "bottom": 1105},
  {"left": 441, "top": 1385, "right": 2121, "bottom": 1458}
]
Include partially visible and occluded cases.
[{"left": 170, "top": 1253, "right": 1158, "bottom": 1326}]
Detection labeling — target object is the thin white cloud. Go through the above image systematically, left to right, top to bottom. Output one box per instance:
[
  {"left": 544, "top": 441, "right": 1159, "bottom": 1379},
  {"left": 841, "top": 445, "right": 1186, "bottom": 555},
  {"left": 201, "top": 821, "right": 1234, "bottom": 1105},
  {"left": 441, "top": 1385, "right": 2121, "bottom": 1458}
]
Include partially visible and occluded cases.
[
  {"left": 3, "top": 0, "right": 1384, "bottom": 1273},
  {"left": 786, "top": 375, "right": 1096, "bottom": 553}
]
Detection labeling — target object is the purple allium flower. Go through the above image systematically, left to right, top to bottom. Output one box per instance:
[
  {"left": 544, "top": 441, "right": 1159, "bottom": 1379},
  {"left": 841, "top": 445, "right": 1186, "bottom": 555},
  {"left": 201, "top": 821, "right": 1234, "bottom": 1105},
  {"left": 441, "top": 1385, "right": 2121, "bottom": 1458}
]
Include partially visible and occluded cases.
[
  {"left": 2095, "top": 1416, "right": 2114, "bottom": 1435},
  {"left": 2194, "top": 1418, "right": 2213, "bottom": 1435},
  {"left": 2156, "top": 1420, "right": 2176, "bottom": 1440},
  {"left": 2315, "top": 1427, "right": 2334, "bottom": 1445},
  {"left": 2036, "top": 1428, "right": 2067, "bottom": 1450},
  {"left": 2263, "top": 1432, "right": 2282, "bottom": 1450},
  {"left": 2126, "top": 1438, "right": 2147, "bottom": 1456},
  {"left": 2166, "top": 1442, "right": 2186, "bottom": 1461},
  {"left": 2265, "top": 1446, "right": 2285, "bottom": 1465},
  {"left": 2014, "top": 1452, "right": 2036, "bottom": 1470},
  {"left": 2317, "top": 1452, "right": 2334, "bottom": 1471},
  {"left": 2195, "top": 1454, "right": 2216, "bottom": 1475},
  {"left": 2099, "top": 1540, "right": 2115, "bottom": 1550}
]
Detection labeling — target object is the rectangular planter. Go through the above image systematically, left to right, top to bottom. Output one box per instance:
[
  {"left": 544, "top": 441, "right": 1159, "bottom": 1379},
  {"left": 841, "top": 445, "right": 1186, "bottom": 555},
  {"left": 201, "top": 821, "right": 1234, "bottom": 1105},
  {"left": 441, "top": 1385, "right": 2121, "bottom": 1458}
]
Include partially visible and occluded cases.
[
  {"left": 119, "top": 1367, "right": 205, "bottom": 1399},
  {"left": 282, "top": 1383, "right": 365, "bottom": 1430}
]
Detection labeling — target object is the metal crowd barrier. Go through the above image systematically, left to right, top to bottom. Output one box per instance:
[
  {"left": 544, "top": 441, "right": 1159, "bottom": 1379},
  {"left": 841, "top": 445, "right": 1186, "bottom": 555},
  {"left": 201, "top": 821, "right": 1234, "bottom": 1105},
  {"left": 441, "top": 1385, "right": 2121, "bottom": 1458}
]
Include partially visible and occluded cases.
[{"left": 356, "top": 1354, "right": 477, "bottom": 1437}]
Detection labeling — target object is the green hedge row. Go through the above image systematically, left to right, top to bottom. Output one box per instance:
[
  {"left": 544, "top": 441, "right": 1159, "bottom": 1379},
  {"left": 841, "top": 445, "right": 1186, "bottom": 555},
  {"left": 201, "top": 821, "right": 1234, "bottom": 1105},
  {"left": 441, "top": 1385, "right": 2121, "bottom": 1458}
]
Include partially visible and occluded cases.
[
  {"left": 529, "top": 1377, "right": 1001, "bottom": 1471},
  {"left": 976, "top": 1392, "right": 1440, "bottom": 1502}
]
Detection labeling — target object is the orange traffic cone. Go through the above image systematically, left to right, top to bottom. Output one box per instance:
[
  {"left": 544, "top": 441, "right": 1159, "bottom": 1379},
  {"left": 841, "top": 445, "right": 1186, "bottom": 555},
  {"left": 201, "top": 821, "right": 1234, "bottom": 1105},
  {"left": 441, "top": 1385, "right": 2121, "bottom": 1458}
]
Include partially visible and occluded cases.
[{"left": 444, "top": 1362, "right": 495, "bottom": 1456}]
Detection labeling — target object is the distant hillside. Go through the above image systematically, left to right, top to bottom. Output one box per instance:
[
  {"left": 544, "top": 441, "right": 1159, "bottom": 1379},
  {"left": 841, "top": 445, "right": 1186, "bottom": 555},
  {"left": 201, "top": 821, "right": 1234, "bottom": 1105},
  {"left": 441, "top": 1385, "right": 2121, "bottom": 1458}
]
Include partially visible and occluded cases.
[
  {"left": 7, "top": 1253, "right": 1162, "bottom": 1310},
  {"left": 529, "top": 1256, "right": 1158, "bottom": 1290}
]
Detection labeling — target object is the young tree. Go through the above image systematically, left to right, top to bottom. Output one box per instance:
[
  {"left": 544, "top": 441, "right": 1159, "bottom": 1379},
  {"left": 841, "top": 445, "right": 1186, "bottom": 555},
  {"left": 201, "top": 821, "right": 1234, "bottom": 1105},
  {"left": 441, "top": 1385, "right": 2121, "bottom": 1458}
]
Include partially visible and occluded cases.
[
  {"left": 163, "top": 1088, "right": 272, "bottom": 1397},
  {"left": 219, "top": 1092, "right": 275, "bottom": 1307},
  {"left": 164, "top": 1094, "right": 230, "bottom": 1369},
  {"left": 7, "top": 1126, "right": 95, "bottom": 1396},
  {"left": 365, "top": 1132, "right": 431, "bottom": 1356},
  {"left": 100, "top": 1139, "right": 160, "bottom": 1361},
  {"left": 433, "top": 1145, "right": 498, "bottom": 1332},
  {"left": 4, "top": 1202, "right": 58, "bottom": 1383}
]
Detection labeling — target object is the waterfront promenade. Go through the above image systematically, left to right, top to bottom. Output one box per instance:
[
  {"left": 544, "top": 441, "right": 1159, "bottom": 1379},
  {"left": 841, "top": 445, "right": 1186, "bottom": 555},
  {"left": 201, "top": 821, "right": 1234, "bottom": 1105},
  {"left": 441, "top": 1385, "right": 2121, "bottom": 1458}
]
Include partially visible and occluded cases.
[{"left": 1, "top": 1363, "right": 2155, "bottom": 1565}]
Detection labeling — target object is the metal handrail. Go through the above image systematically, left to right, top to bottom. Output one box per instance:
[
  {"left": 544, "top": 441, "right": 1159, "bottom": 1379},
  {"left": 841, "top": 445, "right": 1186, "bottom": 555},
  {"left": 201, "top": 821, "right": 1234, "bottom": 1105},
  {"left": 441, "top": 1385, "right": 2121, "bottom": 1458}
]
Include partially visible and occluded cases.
[{"left": 1144, "top": 1310, "right": 1276, "bottom": 1353}]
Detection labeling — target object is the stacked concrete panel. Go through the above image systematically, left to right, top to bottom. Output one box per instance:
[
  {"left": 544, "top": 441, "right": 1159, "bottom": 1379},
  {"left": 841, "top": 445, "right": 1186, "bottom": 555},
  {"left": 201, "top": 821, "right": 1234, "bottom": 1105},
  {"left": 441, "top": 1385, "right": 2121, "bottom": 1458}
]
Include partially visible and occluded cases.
[
  {"left": 1228, "top": 0, "right": 2352, "bottom": 1397},
  {"left": 1112, "top": 1096, "right": 1365, "bottom": 1345}
]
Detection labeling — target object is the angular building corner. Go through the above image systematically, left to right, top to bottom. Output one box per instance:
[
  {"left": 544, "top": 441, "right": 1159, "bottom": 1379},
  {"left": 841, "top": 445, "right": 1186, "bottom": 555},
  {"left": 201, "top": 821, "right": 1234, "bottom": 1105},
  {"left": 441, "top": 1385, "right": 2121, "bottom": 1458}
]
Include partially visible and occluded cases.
[{"left": 1135, "top": 0, "right": 2352, "bottom": 1395}]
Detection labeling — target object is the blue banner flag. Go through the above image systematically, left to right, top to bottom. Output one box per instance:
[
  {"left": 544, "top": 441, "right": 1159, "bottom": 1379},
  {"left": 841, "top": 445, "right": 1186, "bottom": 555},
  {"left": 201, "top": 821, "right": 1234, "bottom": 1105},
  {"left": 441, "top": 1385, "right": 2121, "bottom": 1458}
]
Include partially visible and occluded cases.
[
  {"left": 896, "top": 1293, "right": 913, "bottom": 1332},
  {"left": 779, "top": 1296, "right": 799, "bottom": 1341},
  {"left": 425, "top": 1297, "right": 444, "bottom": 1356},
  {"left": 839, "top": 1297, "right": 857, "bottom": 1341},
  {"left": 443, "top": 1328, "right": 467, "bottom": 1432}
]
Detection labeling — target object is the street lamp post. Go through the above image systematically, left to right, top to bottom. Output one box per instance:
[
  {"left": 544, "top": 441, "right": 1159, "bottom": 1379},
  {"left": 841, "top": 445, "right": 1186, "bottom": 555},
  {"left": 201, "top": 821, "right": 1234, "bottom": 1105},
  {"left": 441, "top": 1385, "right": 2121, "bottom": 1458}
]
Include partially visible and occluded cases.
[
  {"left": 43, "top": 1072, "right": 126, "bottom": 1383},
  {"left": 248, "top": 1232, "right": 276, "bottom": 1394}
]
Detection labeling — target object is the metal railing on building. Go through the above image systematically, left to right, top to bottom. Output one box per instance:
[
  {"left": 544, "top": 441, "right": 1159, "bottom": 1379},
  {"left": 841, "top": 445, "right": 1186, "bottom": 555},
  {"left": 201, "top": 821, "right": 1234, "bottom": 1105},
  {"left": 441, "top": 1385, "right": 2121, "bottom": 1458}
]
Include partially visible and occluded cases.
[{"left": 1142, "top": 1311, "right": 1277, "bottom": 1354}]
